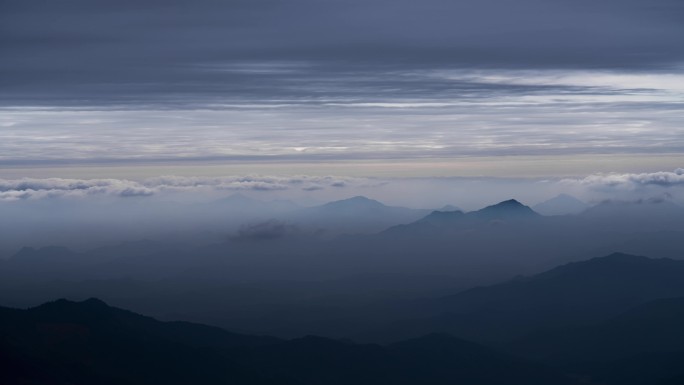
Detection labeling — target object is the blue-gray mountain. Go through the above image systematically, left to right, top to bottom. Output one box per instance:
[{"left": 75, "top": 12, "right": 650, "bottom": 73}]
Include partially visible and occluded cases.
[{"left": 0, "top": 299, "right": 573, "bottom": 385}]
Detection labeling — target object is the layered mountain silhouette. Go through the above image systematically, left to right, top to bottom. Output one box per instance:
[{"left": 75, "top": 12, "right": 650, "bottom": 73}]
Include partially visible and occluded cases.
[
  {"left": 287, "top": 196, "right": 430, "bottom": 234},
  {"left": 383, "top": 198, "right": 539, "bottom": 236},
  {"left": 470, "top": 199, "right": 540, "bottom": 220},
  {"left": 3, "top": 252, "right": 684, "bottom": 385},
  {"left": 355, "top": 253, "right": 684, "bottom": 343},
  {"left": 507, "top": 296, "right": 684, "bottom": 385},
  {"left": 512, "top": 297, "right": 684, "bottom": 362},
  {"left": 0, "top": 299, "right": 574, "bottom": 385}
]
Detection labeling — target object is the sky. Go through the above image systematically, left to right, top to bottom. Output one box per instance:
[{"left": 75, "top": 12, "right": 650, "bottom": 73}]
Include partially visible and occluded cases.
[{"left": 1, "top": 0, "right": 683, "bottom": 190}]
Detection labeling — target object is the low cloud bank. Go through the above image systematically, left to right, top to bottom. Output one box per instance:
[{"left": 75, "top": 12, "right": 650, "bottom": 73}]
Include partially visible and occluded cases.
[
  {"left": 562, "top": 169, "right": 684, "bottom": 190},
  {"left": 0, "top": 175, "right": 354, "bottom": 200}
]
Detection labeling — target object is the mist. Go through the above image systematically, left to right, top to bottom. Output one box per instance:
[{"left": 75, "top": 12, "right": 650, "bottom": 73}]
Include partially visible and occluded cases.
[
  {"left": 3, "top": 0, "right": 684, "bottom": 383},
  {"left": 2, "top": 170, "right": 683, "bottom": 251},
  {"left": 2, "top": 171, "right": 684, "bottom": 342}
]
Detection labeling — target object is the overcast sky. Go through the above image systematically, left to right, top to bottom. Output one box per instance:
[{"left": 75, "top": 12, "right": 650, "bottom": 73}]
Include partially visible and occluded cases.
[{"left": 1, "top": 0, "right": 683, "bottom": 178}]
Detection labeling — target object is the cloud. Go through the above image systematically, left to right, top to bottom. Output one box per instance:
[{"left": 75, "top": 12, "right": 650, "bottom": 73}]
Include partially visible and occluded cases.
[
  {"left": 2, "top": 0, "right": 683, "bottom": 170},
  {"left": 3, "top": 0, "right": 684, "bottom": 109},
  {"left": 561, "top": 169, "right": 684, "bottom": 190},
  {"left": 0, "top": 175, "right": 358, "bottom": 200},
  {"left": 144, "top": 175, "right": 354, "bottom": 192},
  {"left": 0, "top": 178, "right": 153, "bottom": 200},
  {"left": 118, "top": 187, "right": 155, "bottom": 197},
  {"left": 232, "top": 220, "right": 301, "bottom": 241}
]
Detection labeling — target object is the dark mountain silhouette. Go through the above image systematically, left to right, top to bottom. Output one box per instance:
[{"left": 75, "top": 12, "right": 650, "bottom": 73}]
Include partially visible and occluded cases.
[
  {"left": 533, "top": 194, "right": 589, "bottom": 216},
  {"left": 382, "top": 199, "right": 539, "bottom": 236},
  {"left": 469, "top": 199, "right": 539, "bottom": 220},
  {"left": 413, "top": 209, "right": 466, "bottom": 226},
  {"left": 355, "top": 253, "right": 684, "bottom": 343},
  {"left": 507, "top": 297, "right": 684, "bottom": 385},
  {"left": 512, "top": 297, "right": 684, "bottom": 363},
  {"left": 0, "top": 298, "right": 280, "bottom": 385},
  {"left": 0, "top": 299, "right": 575, "bottom": 385},
  {"left": 385, "top": 333, "right": 571, "bottom": 385},
  {"left": 658, "top": 373, "right": 684, "bottom": 385}
]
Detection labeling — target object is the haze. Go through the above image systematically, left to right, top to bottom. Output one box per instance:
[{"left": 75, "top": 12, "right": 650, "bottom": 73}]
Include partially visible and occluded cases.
[{"left": 1, "top": 1, "right": 684, "bottom": 384}]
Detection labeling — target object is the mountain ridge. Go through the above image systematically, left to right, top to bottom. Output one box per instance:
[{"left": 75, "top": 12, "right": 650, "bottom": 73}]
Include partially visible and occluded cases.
[{"left": 0, "top": 298, "right": 575, "bottom": 385}]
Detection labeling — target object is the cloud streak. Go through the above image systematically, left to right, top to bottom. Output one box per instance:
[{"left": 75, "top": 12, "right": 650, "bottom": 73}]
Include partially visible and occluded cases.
[
  {"left": 1, "top": 0, "right": 682, "bottom": 171},
  {"left": 3, "top": 0, "right": 683, "bottom": 109},
  {"left": 562, "top": 169, "right": 684, "bottom": 190},
  {"left": 0, "top": 175, "right": 356, "bottom": 200}
]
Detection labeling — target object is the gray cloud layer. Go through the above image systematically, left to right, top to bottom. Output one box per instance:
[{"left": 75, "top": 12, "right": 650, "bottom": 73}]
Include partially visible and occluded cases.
[
  {"left": 1, "top": 0, "right": 682, "bottom": 168},
  {"left": 2, "top": 0, "right": 683, "bottom": 107},
  {"left": 561, "top": 169, "right": 684, "bottom": 192},
  {"left": 3, "top": 171, "right": 684, "bottom": 208},
  {"left": 0, "top": 175, "right": 354, "bottom": 200}
]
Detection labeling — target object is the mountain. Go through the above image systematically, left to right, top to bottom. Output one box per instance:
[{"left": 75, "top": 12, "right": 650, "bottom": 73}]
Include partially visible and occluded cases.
[
  {"left": 532, "top": 194, "right": 589, "bottom": 216},
  {"left": 289, "top": 196, "right": 430, "bottom": 234},
  {"left": 317, "top": 196, "right": 386, "bottom": 211},
  {"left": 381, "top": 199, "right": 538, "bottom": 237},
  {"left": 470, "top": 199, "right": 539, "bottom": 220},
  {"left": 438, "top": 204, "right": 461, "bottom": 212},
  {"left": 417, "top": 209, "right": 466, "bottom": 225},
  {"left": 355, "top": 253, "right": 684, "bottom": 343},
  {"left": 509, "top": 297, "right": 684, "bottom": 385},
  {"left": 512, "top": 297, "right": 684, "bottom": 363},
  {"left": 0, "top": 298, "right": 280, "bottom": 385},
  {"left": 0, "top": 299, "right": 575, "bottom": 385},
  {"left": 387, "top": 333, "right": 571, "bottom": 385}
]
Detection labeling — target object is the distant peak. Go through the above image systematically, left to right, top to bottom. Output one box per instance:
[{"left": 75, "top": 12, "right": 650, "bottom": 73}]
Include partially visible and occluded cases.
[
  {"left": 346, "top": 195, "right": 375, "bottom": 202},
  {"left": 323, "top": 196, "right": 385, "bottom": 207},
  {"left": 471, "top": 199, "right": 538, "bottom": 219},
  {"left": 498, "top": 199, "right": 523, "bottom": 206},
  {"left": 439, "top": 204, "right": 461, "bottom": 212},
  {"left": 423, "top": 210, "right": 465, "bottom": 220},
  {"left": 545, "top": 252, "right": 660, "bottom": 277},
  {"left": 599, "top": 252, "right": 650, "bottom": 262},
  {"left": 36, "top": 297, "right": 110, "bottom": 309},
  {"left": 82, "top": 298, "right": 109, "bottom": 307}
]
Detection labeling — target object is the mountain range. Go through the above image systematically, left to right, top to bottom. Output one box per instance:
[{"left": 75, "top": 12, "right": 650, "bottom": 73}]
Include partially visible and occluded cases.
[
  {"left": 3, "top": 252, "right": 684, "bottom": 384},
  {"left": 354, "top": 253, "right": 684, "bottom": 343},
  {"left": 0, "top": 298, "right": 573, "bottom": 385}
]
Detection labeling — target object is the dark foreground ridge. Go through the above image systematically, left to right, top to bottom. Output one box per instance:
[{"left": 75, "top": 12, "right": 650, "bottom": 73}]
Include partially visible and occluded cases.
[
  {"left": 2, "top": 253, "right": 684, "bottom": 384},
  {"left": 356, "top": 253, "right": 684, "bottom": 343},
  {"left": 0, "top": 298, "right": 572, "bottom": 385}
]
